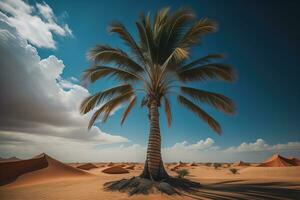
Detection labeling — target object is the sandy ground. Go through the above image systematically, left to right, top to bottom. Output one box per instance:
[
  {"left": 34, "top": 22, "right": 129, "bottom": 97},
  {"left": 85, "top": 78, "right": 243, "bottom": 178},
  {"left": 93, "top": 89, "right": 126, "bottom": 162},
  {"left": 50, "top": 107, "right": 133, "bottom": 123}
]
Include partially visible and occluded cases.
[{"left": 1, "top": 163, "right": 300, "bottom": 200}]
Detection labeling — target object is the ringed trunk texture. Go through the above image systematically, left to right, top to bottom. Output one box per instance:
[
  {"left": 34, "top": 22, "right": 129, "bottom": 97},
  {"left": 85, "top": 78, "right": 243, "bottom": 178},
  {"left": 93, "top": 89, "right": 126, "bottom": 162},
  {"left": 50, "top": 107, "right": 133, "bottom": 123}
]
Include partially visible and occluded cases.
[{"left": 140, "top": 101, "right": 169, "bottom": 181}]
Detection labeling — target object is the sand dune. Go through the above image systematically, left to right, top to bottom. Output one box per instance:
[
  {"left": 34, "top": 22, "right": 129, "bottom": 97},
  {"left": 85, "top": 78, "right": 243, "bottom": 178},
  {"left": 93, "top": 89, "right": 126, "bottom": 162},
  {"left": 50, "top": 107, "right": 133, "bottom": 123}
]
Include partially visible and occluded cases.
[
  {"left": 0, "top": 153, "right": 91, "bottom": 187},
  {"left": 258, "top": 154, "right": 297, "bottom": 167},
  {"left": 288, "top": 157, "right": 300, "bottom": 166},
  {"left": 1, "top": 163, "right": 299, "bottom": 200},
  {"left": 77, "top": 163, "right": 98, "bottom": 170},
  {"left": 125, "top": 165, "right": 135, "bottom": 170},
  {"left": 102, "top": 166, "right": 129, "bottom": 174}
]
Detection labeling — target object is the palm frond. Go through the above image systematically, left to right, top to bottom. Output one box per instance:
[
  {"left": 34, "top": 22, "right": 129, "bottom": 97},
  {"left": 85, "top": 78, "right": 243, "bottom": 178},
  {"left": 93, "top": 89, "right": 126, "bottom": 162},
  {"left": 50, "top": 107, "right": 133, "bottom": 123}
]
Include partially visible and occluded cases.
[
  {"left": 153, "top": 7, "right": 170, "bottom": 40},
  {"left": 160, "top": 8, "right": 194, "bottom": 61},
  {"left": 168, "top": 8, "right": 195, "bottom": 37},
  {"left": 140, "top": 12, "right": 156, "bottom": 64},
  {"left": 179, "top": 18, "right": 217, "bottom": 48},
  {"left": 109, "top": 22, "right": 145, "bottom": 62},
  {"left": 136, "top": 22, "right": 148, "bottom": 51},
  {"left": 87, "top": 45, "right": 144, "bottom": 72},
  {"left": 173, "top": 47, "right": 189, "bottom": 62},
  {"left": 179, "top": 54, "right": 224, "bottom": 71},
  {"left": 177, "top": 63, "right": 235, "bottom": 82},
  {"left": 83, "top": 66, "right": 141, "bottom": 83},
  {"left": 80, "top": 84, "right": 133, "bottom": 114},
  {"left": 180, "top": 87, "right": 235, "bottom": 114},
  {"left": 88, "top": 91, "right": 134, "bottom": 129},
  {"left": 80, "top": 93, "right": 102, "bottom": 115},
  {"left": 177, "top": 95, "right": 221, "bottom": 134},
  {"left": 121, "top": 96, "right": 137, "bottom": 125},
  {"left": 163, "top": 97, "right": 172, "bottom": 127}
]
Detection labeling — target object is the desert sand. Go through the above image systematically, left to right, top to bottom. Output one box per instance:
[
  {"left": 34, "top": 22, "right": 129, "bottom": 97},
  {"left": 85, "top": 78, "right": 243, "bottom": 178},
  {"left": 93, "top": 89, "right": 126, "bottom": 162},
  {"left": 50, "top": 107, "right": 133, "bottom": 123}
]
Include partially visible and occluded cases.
[
  {"left": 0, "top": 153, "right": 91, "bottom": 187},
  {"left": 0, "top": 154, "right": 300, "bottom": 199},
  {"left": 125, "top": 164, "right": 135, "bottom": 170}
]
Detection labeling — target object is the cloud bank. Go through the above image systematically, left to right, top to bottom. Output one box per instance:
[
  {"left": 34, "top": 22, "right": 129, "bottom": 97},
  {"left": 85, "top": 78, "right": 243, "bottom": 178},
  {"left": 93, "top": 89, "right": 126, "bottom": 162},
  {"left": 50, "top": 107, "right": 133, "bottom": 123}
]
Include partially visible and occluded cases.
[
  {"left": 0, "top": 0, "right": 72, "bottom": 48},
  {"left": 0, "top": 0, "right": 128, "bottom": 158},
  {"left": 1, "top": 132, "right": 299, "bottom": 162},
  {"left": 225, "top": 139, "right": 300, "bottom": 152}
]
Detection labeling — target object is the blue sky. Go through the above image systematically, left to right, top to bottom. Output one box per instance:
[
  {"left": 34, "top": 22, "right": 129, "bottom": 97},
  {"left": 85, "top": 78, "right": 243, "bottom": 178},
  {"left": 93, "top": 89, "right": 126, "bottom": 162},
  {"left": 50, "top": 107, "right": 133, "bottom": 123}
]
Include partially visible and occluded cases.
[
  {"left": 0, "top": 0, "right": 299, "bottom": 162},
  {"left": 38, "top": 0, "right": 299, "bottom": 147}
]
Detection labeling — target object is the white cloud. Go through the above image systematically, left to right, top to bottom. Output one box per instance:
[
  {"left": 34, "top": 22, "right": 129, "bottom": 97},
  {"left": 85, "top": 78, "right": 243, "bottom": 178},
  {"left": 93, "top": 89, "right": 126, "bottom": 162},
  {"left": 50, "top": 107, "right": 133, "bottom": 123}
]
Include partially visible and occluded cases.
[
  {"left": 0, "top": 0, "right": 72, "bottom": 49},
  {"left": 0, "top": 1, "right": 129, "bottom": 162},
  {"left": 36, "top": 1, "right": 55, "bottom": 22},
  {"left": 0, "top": 19, "right": 128, "bottom": 149},
  {"left": 0, "top": 131, "right": 131, "bottom": 162},
  {"left": 162, "top": 138, "right": 300, "bottom": 163},
  {"left": 166, "top": 138, "right": 216, "bottom": 151},
  {"left": 224, "top": 139, "right": 300, "bottom": 152}
]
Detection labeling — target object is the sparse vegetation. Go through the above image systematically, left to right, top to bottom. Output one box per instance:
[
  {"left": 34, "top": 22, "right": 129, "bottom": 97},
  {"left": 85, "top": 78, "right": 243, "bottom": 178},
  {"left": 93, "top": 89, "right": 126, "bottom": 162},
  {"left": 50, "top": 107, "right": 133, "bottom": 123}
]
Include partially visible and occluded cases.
[
  {"left": 213, "top": 163, "right": 221, "bottom": 169},
  {"left": 229, "top": 168, "right": 238, "bottom": 174},
  {"left": 176, "top": 169, "right": 189, "bottom": 178}
]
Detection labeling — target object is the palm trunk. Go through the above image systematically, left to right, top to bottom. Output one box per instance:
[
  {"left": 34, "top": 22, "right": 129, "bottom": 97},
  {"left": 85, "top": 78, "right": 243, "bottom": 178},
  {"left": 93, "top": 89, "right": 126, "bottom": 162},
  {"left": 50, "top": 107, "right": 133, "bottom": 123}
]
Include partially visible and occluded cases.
[{"left": 140, "top": 100, "right": 169, "bottom": 181}]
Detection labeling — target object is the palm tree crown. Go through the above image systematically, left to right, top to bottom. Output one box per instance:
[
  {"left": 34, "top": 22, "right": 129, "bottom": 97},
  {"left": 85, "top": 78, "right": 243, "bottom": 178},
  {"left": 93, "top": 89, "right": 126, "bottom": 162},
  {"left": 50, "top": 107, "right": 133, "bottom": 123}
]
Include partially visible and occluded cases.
[{"left": 80, "top": 7, "right": 235, "bottom": 135}]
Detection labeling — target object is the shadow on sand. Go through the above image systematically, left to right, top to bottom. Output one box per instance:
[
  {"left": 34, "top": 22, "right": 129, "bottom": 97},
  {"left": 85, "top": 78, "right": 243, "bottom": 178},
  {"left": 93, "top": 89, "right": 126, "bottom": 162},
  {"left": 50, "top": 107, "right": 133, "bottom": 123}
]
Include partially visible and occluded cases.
[
  {"left": 105, "top": 177, "right": 300, "bottom": 199},
  {"left": 183, "top": 180, "right": 300, "bottom": 200}
]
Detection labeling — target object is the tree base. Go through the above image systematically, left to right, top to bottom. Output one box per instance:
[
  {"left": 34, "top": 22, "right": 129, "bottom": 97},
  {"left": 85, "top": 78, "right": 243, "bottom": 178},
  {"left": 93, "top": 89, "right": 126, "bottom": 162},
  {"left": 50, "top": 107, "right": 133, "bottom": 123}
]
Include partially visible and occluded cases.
[
  {"left": 139, "top": 160, "right": 170, "bottom": 181},
  {"left": 104, "top": 176, "right": 201, "bottom": 196}
]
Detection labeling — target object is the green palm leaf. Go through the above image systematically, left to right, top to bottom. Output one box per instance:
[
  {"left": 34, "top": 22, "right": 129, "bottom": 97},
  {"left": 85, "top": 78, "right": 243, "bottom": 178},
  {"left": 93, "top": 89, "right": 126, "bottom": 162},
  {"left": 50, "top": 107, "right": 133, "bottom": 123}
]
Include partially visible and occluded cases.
[
  {"left": 179, "top": 18, "right": 217, "bottom": 48},
  {"left": 109, "top": 22, "right": 145, "bottom": 63},
  {"left": 87, "top": 45, "right": 144, "bottom": 72},
  {"left": 180, "top": 54, "right": 224, "bottom": 71},
  {"left": 177, "top": 63, "right": 235, "bottom": 82},
  {"left": 83, "top": 66, "right": 141, "bottom": 83},
  {"left": 80, "top": 84, "right": 133, "bottom": 114},
  {"left": 180, "top": 86, "right": 235, "bottom": 114},
  {"left": 88, "top": 91, "right": 134, "bottom": 129},
  {"left": 177, "top": 95, "right": 221, "bottom": 134},
  {"left": 121, "top": 96, "right": 137, "bottom": 125}
]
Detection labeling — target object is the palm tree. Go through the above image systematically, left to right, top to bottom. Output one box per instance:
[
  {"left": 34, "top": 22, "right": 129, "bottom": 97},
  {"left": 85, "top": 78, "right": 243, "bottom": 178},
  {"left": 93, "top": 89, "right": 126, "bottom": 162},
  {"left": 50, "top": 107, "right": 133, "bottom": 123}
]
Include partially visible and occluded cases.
[{"left": 80, "top": 7, "right": 235, "bottom": 181}]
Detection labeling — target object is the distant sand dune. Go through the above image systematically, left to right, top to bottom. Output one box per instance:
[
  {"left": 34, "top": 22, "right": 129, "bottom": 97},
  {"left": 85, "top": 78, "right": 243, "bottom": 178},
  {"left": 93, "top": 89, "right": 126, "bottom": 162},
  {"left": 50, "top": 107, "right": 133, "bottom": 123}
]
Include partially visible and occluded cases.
[
  {"left": 0, "top": 153, "right": 91, "bottom": 187},
  {"left": 258, "top": 154, "right": 297, "bottom": 167},
  {"left": 288, "top": 157, "right": 300, "bottom": 166},
  {"left": 77, "top": 163, "right": 98, "bottom": 170},
  {"left": 125, "top": 165, "right": 135, "bottom": 170},
  {"left": 102, "top": 166, "right": 129, "bottom": 174}
]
